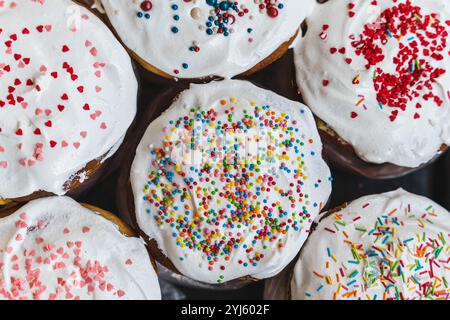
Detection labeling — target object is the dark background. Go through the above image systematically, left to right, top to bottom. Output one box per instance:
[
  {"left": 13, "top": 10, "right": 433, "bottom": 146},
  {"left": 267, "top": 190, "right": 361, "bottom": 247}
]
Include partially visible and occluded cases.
[{"left": 78, "top": 50, "right": 450, "bottom": 300}]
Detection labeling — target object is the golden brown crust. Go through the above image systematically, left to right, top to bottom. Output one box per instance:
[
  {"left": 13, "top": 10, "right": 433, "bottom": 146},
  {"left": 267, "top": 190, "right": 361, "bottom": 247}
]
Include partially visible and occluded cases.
[
  {"left": 316, "top": 118, "right": 349, "bottom": 146},
  {"left": 0, "top": 199, "right": 12, "bottom": 206},
  {"left": 80, "top": 203, "right": 135, "bottom": 237}
]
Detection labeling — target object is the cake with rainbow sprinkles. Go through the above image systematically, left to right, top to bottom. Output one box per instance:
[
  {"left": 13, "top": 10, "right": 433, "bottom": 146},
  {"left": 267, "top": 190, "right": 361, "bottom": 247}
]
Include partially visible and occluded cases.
[
  {"left": 130, "top": 80, "right": 332, "bottom": 284},
  {"left": 291, "top": 189, "right": 450, "bottom": 300}
]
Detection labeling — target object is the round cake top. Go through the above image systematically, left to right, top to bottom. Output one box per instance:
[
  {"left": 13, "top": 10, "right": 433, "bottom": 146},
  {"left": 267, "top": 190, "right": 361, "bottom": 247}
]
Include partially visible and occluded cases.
[
  {"left": 0, "top": 0, "right": 137, "bottom": 199},
  {"left": 100, "top": 0, "right": 314, "bottom": 79},
  {"left": 294, "top": 0, "right": 450, "bottom": 168},
  {"left": 131, "top": 80, "right": 332, "bottom": 284},
  {"left": 291, "top": 189, "right": 450, "bottom": 300},
  {"left": 0, "top": 196, "right": 161, "bottom": 300}
]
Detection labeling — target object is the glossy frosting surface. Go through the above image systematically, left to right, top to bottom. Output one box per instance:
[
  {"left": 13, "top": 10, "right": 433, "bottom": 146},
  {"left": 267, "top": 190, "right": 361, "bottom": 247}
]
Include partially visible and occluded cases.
[
  {"left": 0, "top": 0, "right": 137, "bottom": 199},
  {"left": 101, "top": 0, "right": 315, "bottom": 78},
  {"left": 295, "top": 0, "right": 450, "bottom": 167},
  {"left": 131, "top": 80, "right": 332, "bottom": 284},
  {"left": 292, "top": 189, "right": 450, "bottom": 300},
  {"left": 0, "top": 197, "right": 161, "bottom": 300}
]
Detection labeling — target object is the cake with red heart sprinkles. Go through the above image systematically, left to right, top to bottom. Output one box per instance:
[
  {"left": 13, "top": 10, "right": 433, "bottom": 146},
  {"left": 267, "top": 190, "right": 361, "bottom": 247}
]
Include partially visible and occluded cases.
[
  {"left": 0, "top": 0, "right": 138, "bottom": 204},
  {"left": 294, "top": 0, "right": 450, "bottom": 178}
]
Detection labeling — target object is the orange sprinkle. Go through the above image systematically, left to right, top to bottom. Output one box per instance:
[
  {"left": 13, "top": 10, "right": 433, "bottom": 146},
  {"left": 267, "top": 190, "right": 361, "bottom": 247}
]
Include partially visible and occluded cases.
[{"left": 388, "top": 208, "right": 398, "bottom": 216}]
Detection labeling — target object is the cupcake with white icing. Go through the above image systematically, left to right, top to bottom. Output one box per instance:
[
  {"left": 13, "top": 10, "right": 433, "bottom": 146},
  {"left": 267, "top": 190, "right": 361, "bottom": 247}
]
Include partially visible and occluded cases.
[
  {"left": 0, "top": 0, "right": 137, "bottom": 205},
  {"left": 99, "top": 0, "right": 315, "bottom": 81},
  {"left": 294, "top": 0, "right": 450, "bottom": 178},
  {"left": 126, "top": 80, "right": 332, "bottom": 285},
  {"left": 290, "top": 189, "right": 450, "bottom": 300},
  {"left": 0, "top": 196, "right": 161, "bottom": 300}
]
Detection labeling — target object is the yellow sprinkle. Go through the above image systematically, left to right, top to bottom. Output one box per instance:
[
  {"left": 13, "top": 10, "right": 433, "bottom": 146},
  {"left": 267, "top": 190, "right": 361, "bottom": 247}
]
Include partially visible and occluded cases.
[{"left": 352, "top": 74, "right": 361, "bottom": 85}]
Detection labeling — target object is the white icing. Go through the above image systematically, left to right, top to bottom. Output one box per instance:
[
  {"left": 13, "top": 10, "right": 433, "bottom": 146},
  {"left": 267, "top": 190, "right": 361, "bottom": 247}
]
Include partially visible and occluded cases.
[
  {"left": 0, "top": 0, "right": 137, "bottom": 199},
  {"left": 100, "top": 0, "right": 315, "bottom": 79},
  {"left": 294, "top": 0, "right": 450, "bottom": 168},
  {"left": 131, "top": 80, "right": 332, "bottom": 284},
  {"left": 291, "top": 189, "right": 450, "bottom": 300},
  {"left": 0, "top": 196, "right": 161, "bottom": 300}
]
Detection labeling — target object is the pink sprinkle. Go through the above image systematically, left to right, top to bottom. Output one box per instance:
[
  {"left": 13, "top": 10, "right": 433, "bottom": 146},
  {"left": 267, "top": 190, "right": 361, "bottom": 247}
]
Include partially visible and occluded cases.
[{"left": 15, "top": 220, "right": 28, "bottom": 229}]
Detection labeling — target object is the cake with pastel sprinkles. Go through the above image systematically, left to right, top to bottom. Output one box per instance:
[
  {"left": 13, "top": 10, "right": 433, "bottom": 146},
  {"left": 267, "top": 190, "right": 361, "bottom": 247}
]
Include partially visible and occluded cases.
[
  {"left": 0, "top": 0, "right": 137, "bottom": 204},
  {"left": 99, "top": 0, "right": 315, "bottom": 80},
  {"left": 294, "top": 0, "right": 450, "bottom": 178},
  {"left": 129, "top": 80, "right": 332, "bottom": 284},
  {"left": 291, "top": 189, "right": 450, "bottom": 300},
  {"left": 0, "top": 196, "right": 161, "bottom": 300}
]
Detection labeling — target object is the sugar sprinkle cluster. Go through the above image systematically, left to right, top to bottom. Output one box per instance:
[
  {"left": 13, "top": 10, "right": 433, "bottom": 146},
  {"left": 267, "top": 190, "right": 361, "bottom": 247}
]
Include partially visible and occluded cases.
[
  {"left": 320, "top": 0, "right": 449, "bottom": 121},
  {"left": 0, "top": 1, "right": 108, "bottom": 171},
  {"left": 142, "top": 97, "right": 330, "bottom": 283},
  {"left": 304, "top": 201, "right": 450, "bottom": 300},
  {"left": 0, "top": 212, "right": 132, "bottom": 300}
]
